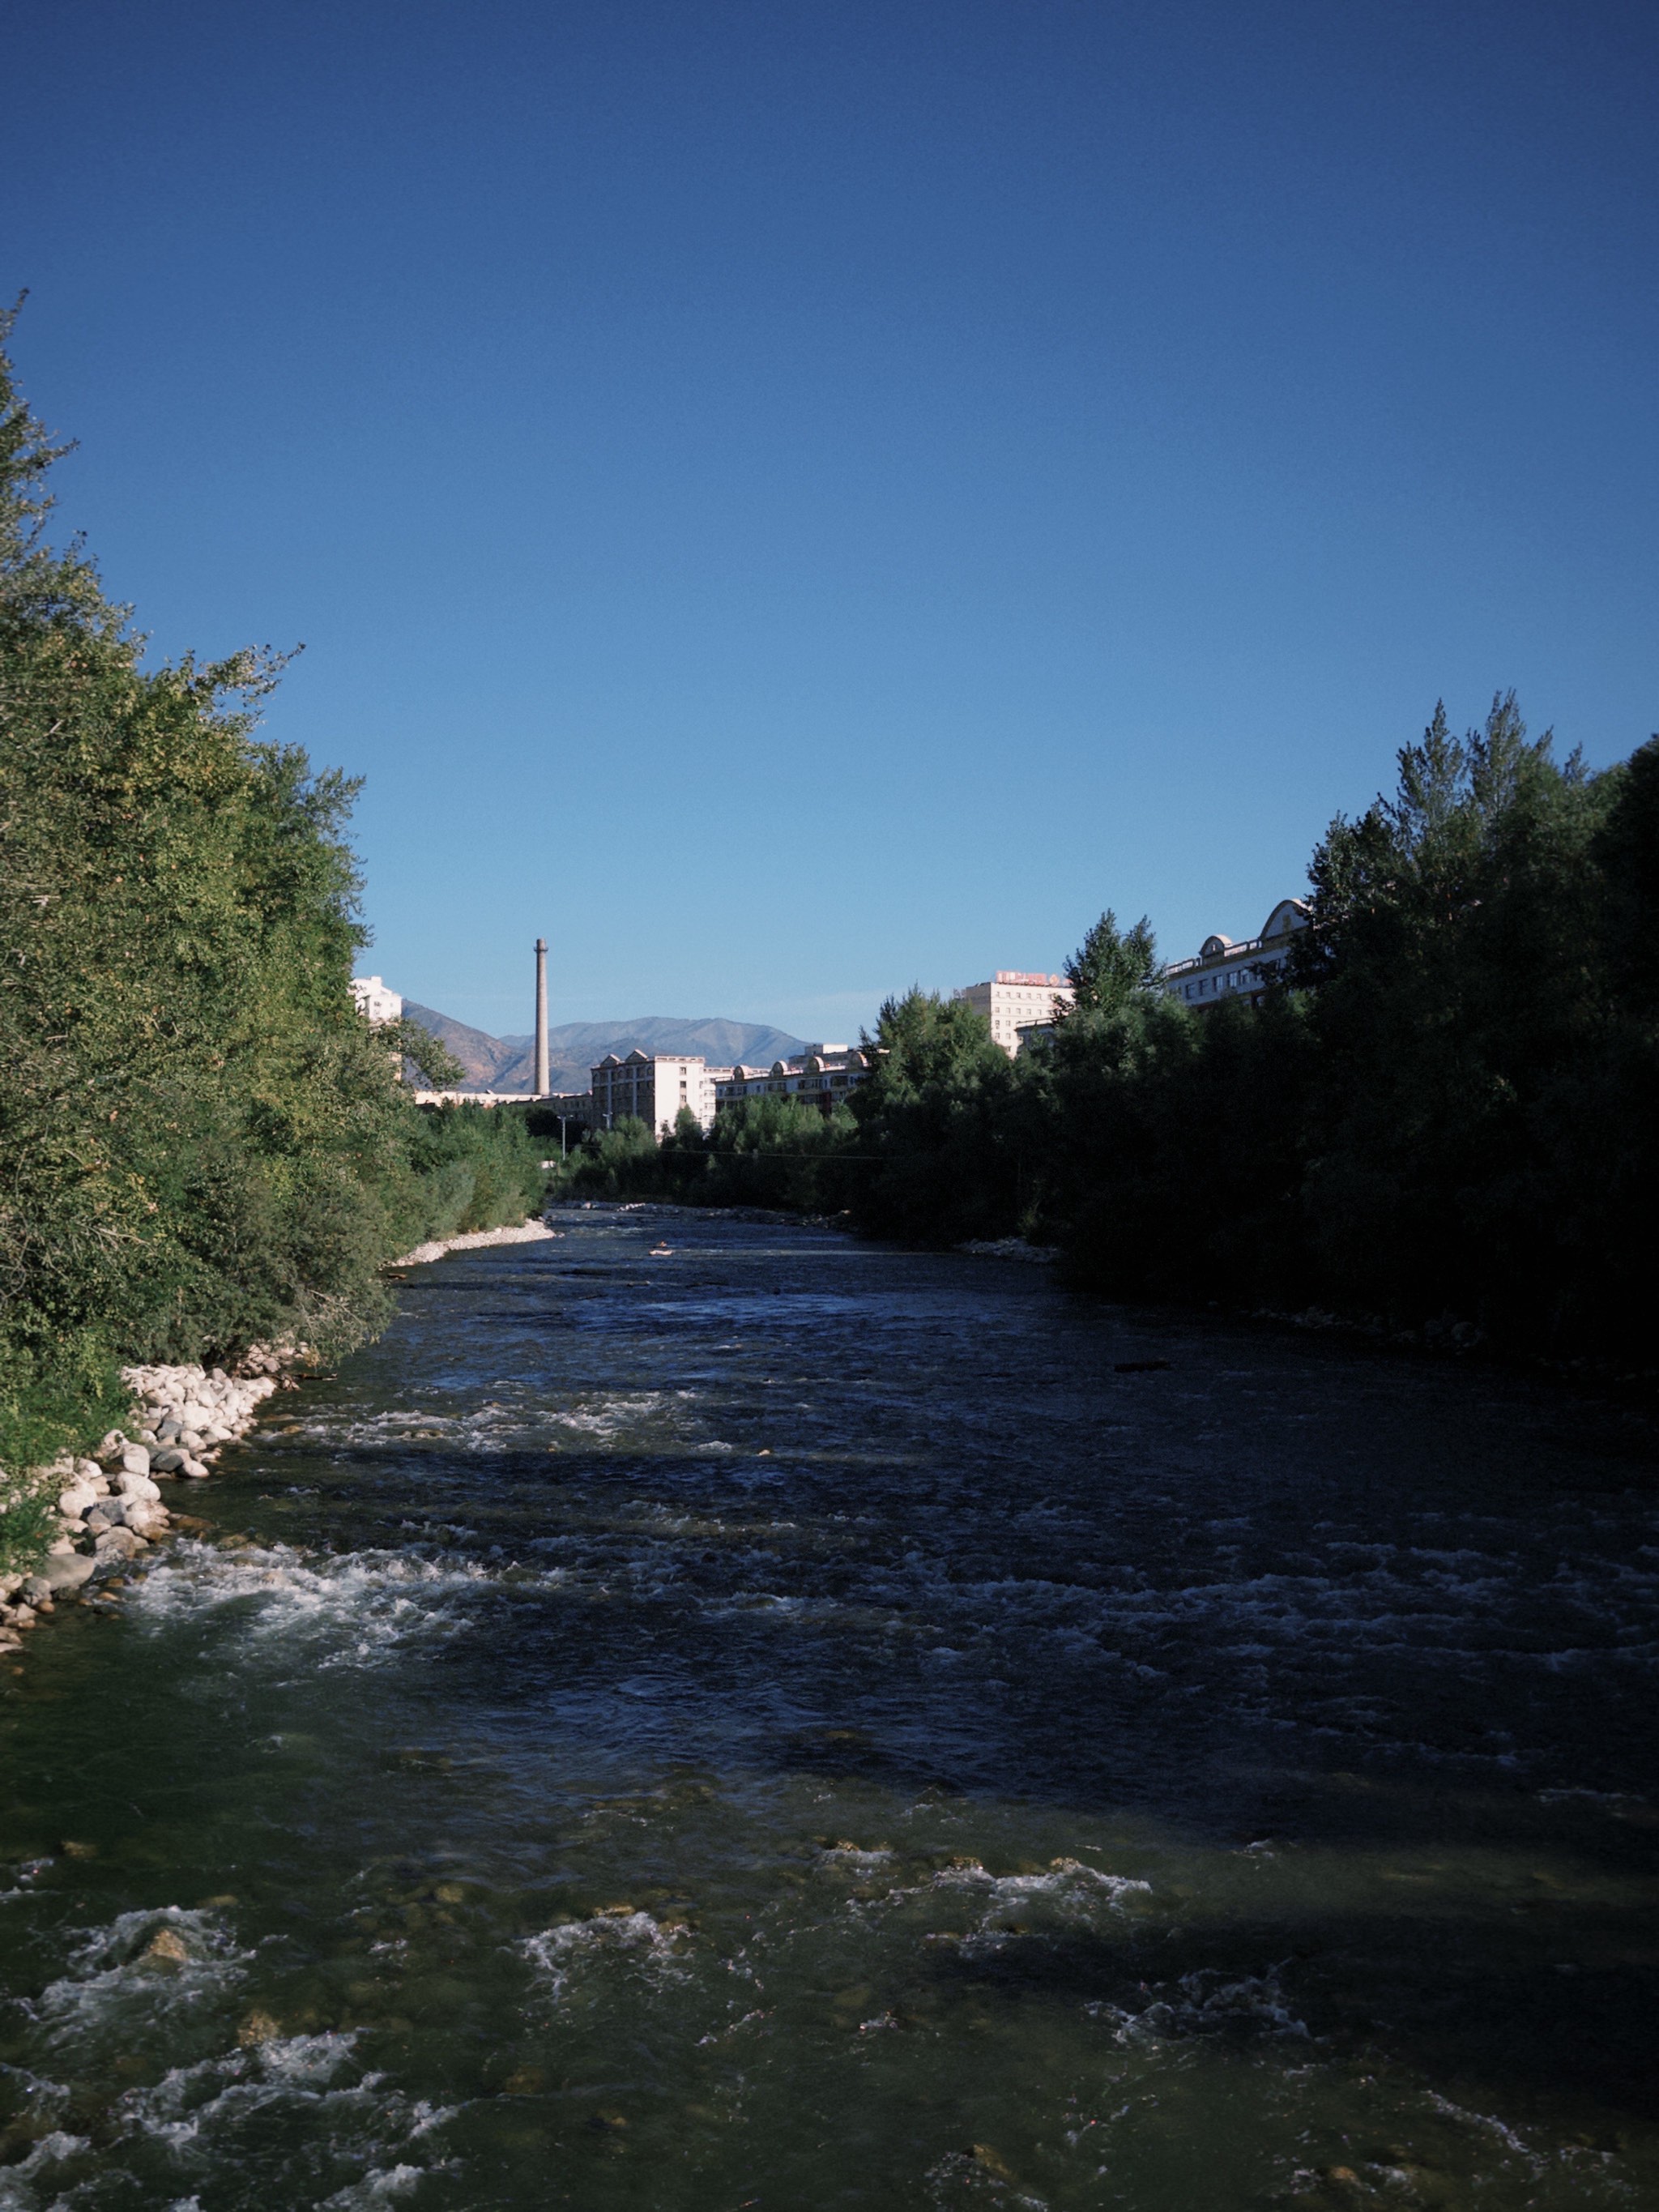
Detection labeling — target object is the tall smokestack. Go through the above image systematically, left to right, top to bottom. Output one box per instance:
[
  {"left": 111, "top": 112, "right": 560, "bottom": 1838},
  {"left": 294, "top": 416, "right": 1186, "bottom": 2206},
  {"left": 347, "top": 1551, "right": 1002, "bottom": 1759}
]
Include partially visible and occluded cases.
[{"left": 534, "top": 937, "right": 549, "bottom": 1097}]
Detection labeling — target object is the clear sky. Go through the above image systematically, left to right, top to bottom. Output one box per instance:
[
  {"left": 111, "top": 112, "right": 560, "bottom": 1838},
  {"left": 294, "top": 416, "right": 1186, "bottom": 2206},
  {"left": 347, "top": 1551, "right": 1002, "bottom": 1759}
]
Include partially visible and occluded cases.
[{"left": 7, "top": 0, "right": 1655, "bottom": 1040}]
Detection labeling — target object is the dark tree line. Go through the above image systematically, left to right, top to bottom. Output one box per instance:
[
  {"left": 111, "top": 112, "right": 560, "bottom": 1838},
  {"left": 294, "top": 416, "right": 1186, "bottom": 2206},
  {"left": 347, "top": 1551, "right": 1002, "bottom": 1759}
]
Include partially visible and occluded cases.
[{"left": 578, "top": 697, "right": 1657, "bottom": 1365}]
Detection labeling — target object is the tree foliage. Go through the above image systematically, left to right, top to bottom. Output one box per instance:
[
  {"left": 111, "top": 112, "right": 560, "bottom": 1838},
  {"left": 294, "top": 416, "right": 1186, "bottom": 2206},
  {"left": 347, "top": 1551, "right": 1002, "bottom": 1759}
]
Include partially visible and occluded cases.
[
  {"left": 0, "top": 314, "right": 545, "bottom": 1475},
  {"left": 1281, "top": 696, "right": 1648, "bottom": 1347},
  {"left": 1037, "top": 697, "right": 1655, "bottom": 1356},
  {"left": 1060, "top": 909, "right": 1161, "bottom": 1015},
  {"left": 840, "top": 991, "right": 1020, "bottom": 1242},
  {"left": 548, "top": 1094, "right": 860, "bottom": 1212}
]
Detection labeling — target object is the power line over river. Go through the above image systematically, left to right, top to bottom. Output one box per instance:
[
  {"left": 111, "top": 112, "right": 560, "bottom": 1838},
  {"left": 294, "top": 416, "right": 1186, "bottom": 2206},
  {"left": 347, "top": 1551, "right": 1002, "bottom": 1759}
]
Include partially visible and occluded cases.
[{"left": 2, "top": 1214, "right": 1655, "bottom": 2207}]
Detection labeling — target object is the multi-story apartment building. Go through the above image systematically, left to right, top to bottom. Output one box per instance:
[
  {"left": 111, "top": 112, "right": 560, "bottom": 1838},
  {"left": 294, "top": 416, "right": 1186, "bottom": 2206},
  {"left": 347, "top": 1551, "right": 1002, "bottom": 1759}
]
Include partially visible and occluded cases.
[
  {"left": 1162, "top": 899, "right": 1311, "bottom": 1009},
  {"left": 952, "top": 972, "right": 1074, "bottom": 1055},
  {"left": 350, "top": 976, "right": 403, "bottom": 1026},
  {"left": 714, "top": 1045, "right": 870, "bottom": 1113},
  {"left": 590, "top": 1052, "right": 723, "bottom": 1135}
]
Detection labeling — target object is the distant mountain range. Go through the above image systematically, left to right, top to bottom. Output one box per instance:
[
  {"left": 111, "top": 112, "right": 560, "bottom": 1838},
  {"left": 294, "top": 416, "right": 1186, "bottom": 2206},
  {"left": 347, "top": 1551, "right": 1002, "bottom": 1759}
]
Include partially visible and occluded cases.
[{"left": 402, "top": 1004, "right": 811, "bottom": 1094}]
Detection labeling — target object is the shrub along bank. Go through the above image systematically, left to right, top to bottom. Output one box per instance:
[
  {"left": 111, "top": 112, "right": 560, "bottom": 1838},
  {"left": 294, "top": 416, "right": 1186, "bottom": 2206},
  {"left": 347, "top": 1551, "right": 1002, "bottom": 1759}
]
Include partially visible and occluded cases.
[
  {"left": 0, "top": 319, "right": 545, "bottom": 1565},
  {"left": 558, "top": 699, "right": 1658, "bottom": 1369},
  {"left": 544, "top": 1093, "right": 859, "bottom": 1214}
]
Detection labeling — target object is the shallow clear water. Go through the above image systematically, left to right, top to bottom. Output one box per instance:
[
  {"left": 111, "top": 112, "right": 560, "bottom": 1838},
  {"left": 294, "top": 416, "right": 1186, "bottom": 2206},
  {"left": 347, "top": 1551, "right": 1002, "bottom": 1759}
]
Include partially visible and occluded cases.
[{"left": 3, "top": 1211, "right": 1657, "bottom": 2209}]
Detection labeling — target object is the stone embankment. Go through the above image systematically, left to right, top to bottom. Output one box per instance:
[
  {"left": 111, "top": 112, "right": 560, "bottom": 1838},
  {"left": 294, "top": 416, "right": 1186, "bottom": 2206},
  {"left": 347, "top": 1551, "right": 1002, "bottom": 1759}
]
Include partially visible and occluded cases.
[
  {"left": 390, "top": 1219, "right": 558, "bottom": 1267},
  {"left": 0, "top": 1352, "right": 292, "bottom": 1661}
]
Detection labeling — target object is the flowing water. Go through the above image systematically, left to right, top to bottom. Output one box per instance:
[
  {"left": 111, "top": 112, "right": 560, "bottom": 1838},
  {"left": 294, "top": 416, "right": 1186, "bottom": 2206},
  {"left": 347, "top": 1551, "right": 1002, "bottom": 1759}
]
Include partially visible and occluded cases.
[{"left": 2, "top": 1210, "right": 1657, "bottom": 2210}]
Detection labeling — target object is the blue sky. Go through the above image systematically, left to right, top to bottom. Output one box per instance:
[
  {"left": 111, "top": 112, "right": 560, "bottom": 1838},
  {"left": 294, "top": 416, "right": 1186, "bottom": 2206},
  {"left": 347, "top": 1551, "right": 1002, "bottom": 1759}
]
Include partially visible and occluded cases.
[{"left": 7, "top": 0, "right": 1655, "bottom": 1039}]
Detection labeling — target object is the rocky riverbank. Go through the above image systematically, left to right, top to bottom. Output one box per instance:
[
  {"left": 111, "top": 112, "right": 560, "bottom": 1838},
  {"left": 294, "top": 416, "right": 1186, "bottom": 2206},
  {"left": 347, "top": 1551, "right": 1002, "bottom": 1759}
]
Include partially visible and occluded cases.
[
  {"left": 390, "top": 1218, "right": 559, "bottom": 1266},
  {"left": 0, "top": 1223, "right": 561, "bottom": 1664},
  {"left": 0, "top": 1354, "right": 294, "bottom": 1662}
]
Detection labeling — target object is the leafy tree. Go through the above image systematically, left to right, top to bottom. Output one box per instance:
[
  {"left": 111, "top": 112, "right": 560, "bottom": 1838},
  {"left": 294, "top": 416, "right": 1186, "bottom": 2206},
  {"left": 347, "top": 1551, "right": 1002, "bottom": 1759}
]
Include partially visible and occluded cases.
[
  {"left": 0, "top": 310, "right": 544, "bottom": 1487},
  {"left": 1286, "top": 694, "right": 1618, "bottom": 1342},
  {"left": 1594, "top": 732, "right": 1659, "bottom": 1015},
  {"left": 1060, "top": 910, "right": 1161, "bottom": 1014},
  {"left": 846, "top": 991, "right": 1019, "bottom": 1241},
  {"left": 392, "top": 1018, "right": 463, "bottom": 1090},
  {"left": 701, "top": 1093, "right": 857, "bottom": 1211},
  {"left": 395, "top": 1103, "right": 548, "bottom": 1240},
  {"left": 552, "top": 1117, "right": 662, "bottom": 1198}
]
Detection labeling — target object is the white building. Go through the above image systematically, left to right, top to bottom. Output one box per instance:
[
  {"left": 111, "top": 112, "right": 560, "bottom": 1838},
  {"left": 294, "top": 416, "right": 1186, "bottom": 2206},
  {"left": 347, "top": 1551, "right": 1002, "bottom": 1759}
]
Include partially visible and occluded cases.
[
  {"left": 1162, "top": 899, "right": 1311, "bottom": 1009},
  {"left": 952, "top": 972, "right": 1074, "bottom": 1055},
  {"left": 351, "top": 976, "right": 403, "bottom": 1026},
  {"left": 714, "top": 1044, "right": 870, "bottom": 1112},
  {"left": 591, "top": 1052, "right": 723, "bottom": 1136},
  {"left": 410, "top": 1089, "right": 518, "bottom": 1107}
]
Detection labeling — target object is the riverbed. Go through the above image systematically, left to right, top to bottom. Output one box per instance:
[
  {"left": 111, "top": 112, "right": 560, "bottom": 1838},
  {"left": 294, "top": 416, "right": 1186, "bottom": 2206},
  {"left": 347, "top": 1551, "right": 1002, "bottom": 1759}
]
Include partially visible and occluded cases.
[{"left": 2, "top": 1210, "right": 1656, "bottom": 2209}]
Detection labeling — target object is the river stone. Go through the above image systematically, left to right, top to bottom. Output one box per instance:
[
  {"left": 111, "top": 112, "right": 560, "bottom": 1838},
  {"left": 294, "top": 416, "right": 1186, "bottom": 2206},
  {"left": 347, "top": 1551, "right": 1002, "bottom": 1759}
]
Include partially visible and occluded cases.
[
  {"left": 117, "top": 1444, "right": 152, "bottom": 1478},
  {"left": 151, "top": 1448, "right": 186, "bottom": 1474},
  {"left": 181, "top": 1457, "right": 211, "bottom": 1480},
  {"left": 115, "top": 1471, "right": 161, "bottom": 1502},
  {"left": 58, "top": 1484, "right": 99, "bottom": 1518},
  {"left": 95, "top": 1527, "right": 143, "bottom": 1560},
  {"left": 39, "top": 1553, "right": 95, "bottom": 1591}
]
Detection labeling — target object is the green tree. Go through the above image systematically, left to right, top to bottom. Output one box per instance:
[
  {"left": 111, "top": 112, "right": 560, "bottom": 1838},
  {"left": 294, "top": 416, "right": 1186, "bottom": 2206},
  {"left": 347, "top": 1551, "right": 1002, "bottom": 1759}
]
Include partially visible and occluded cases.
[
  {"left": 0, "top": 310, "right": 544, "bottom": 1491},
  {"left": 1289, "top": 694, "right": 1619, "bottom": 1342},
  {"left": 1060, "top": 910, "right": 1161, "bottom": 1014},
  {"left": 846, "top": 991, "right": 1018, "bottom": 1241},
  {"left": 701, "top": 1092, "right": 857, "bottom": 1212},
  {"left": 553, "top": 1117, "right": 662, "bottom": 1199}
]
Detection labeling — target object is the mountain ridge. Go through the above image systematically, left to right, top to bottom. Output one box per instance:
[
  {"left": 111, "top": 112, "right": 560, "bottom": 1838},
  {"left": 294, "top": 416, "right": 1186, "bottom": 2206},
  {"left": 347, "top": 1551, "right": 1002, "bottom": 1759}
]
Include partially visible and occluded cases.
[{"left": 402, "top": 1003, "right": 810, "bottom": 1093}]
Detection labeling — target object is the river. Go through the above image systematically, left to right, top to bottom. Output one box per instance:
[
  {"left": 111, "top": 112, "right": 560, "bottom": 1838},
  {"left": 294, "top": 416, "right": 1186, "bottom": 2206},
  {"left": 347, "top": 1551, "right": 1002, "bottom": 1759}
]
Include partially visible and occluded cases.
[{"left": 2, "top": 1210, "right": 1657, "bottom": 2210}]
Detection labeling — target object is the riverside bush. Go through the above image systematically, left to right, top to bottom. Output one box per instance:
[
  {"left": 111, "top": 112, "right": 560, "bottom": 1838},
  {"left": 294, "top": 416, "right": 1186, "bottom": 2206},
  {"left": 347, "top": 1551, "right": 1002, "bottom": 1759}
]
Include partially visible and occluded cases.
[
  {"left": 0, "top": 315, "right": 546, "bottom": 1518},
  {"left": 547, "top": 1097, "right": 860, "bottom": 1212},
  {"left": 396, "top": 1103, "right": 548, "bottom": 1241},
  {"left": 0, "top": 1468, "right": 54, "bottom": 1582}
]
